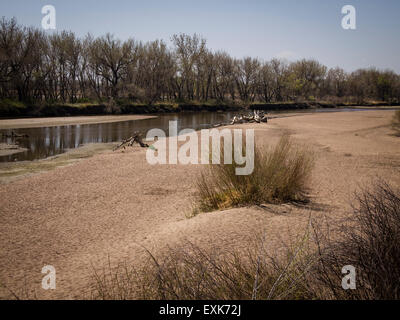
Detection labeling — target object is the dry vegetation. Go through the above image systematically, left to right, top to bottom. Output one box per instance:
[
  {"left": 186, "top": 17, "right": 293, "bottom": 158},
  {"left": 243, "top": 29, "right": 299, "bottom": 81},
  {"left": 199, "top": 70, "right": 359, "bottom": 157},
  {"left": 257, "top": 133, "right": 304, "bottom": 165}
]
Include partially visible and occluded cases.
[
  {"left": 195, "top": 135, "right": 315, "bottom": 213},
  {"left": 90, "top": 181, "right": 400, "bottom": 300},
  {"left": 312, "top": 181, "right": 400, "bottom": 300},
  {"left": 90, "top": 234, "right": 316, "bottom": 300}
]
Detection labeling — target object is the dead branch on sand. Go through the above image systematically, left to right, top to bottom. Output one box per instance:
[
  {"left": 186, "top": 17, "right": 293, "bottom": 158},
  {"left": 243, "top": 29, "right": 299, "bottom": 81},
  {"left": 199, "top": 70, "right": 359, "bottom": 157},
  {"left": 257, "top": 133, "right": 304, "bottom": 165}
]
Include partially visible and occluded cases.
[
  {"left": 213, "top": 110, "right": 269, "bottom": 127},
  {"left": 113, "top": 132, "right": 150, "bottom": 151}
]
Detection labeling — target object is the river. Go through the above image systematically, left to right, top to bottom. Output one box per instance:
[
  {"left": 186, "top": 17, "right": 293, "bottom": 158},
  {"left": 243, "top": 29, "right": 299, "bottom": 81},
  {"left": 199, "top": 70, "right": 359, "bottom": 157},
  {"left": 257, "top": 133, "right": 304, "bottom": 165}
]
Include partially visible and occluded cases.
[{"left": 0, "top": 108, "right": 396, "bottom": 162}]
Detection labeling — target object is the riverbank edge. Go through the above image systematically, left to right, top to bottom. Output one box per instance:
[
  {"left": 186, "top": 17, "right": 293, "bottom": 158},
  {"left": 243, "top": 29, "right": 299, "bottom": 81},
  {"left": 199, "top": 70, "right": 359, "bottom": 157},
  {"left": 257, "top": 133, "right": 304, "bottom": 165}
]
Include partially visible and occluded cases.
[
  {"left": 2, "top": 100, "right": 399, "bottom": 119},
  {"left": 1, "top": 108, "right": 398, "bottom": 183},
  {"left": 0, "top": 114, "right": 158, "bottom": 130}
]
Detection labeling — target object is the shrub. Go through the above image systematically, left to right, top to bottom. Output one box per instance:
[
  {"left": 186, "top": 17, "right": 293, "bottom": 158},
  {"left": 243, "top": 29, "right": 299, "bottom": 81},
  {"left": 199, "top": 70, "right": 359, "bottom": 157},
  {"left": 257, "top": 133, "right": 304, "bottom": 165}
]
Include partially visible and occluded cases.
[
  {"left": 195, "top": 135, "right": 315, "bottom": 212},
  {"left": 313, "top": 181, "right": 400, "bottom": 300}
]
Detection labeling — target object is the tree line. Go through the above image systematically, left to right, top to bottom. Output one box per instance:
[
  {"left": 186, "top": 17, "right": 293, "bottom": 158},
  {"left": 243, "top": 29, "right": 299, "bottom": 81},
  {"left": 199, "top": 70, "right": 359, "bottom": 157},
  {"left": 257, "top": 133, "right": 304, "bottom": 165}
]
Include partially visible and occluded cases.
[{"left": 1, "top": 17, "right": 400, "bottom": 106}]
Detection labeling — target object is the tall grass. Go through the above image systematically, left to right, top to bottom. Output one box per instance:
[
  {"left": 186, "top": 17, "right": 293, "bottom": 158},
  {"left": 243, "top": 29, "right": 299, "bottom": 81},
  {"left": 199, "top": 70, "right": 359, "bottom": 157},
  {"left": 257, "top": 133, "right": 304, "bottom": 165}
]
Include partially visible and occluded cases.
[
  {"left": 195, "top": 135, "right": 315, "bottom": 212},
  {"left": 89, "top": 181, "right": 400, "bottom": 300},
  {"left": 313, "top": 181, "right": 400, "bottom": 299},
  {"left": 90, "top": 234, "right": 316, "bottom": 300}
]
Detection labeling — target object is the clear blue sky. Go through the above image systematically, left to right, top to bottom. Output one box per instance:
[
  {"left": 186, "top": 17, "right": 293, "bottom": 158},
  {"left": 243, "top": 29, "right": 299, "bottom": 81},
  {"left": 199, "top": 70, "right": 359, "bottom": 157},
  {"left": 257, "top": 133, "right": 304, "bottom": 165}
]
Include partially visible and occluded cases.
[{"left": 1, "top": 0, "right": 399, "bottom": 72}]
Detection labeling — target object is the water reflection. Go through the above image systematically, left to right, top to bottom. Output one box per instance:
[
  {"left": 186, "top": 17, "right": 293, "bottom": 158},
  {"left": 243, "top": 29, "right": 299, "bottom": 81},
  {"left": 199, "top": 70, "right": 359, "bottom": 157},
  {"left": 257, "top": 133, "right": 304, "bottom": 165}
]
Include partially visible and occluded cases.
[
  {"left": 1, "top": 108, "right": 395, "bottom": 163},
  {"left": 0, "top": 112, "right": 234, "bottom": 162}
]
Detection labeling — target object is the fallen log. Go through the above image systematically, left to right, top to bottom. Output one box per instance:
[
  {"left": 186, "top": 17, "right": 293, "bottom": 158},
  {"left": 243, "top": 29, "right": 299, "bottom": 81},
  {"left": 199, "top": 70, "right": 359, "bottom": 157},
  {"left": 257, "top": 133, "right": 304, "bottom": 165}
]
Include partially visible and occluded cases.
[
  {"left": 114, "top": 110, "right": 269, "bottom": 151},
  {"left": 230, "top": 110, "right": 268, "bottom": 125},
  {"left": 113, "top": 132, "right": 149, "bottom": 151}
]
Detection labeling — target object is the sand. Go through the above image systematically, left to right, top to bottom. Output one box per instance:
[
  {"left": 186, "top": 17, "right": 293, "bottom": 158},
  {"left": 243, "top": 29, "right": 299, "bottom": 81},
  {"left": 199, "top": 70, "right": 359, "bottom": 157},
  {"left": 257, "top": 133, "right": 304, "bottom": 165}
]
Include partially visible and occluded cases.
[
  {"left": 0, "top": 110, "right": 399, "bottom": 299},
  {"left": 0, "top": 115, "right": 156, "bottom": 130}
]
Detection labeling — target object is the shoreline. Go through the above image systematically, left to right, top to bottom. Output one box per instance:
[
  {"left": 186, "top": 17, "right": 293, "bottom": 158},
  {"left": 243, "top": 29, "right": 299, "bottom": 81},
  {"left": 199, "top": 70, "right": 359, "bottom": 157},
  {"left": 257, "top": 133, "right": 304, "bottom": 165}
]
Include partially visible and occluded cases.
[
  {"left": 1, "top": 101, "right": 399, "bottom": 121},
  {"left": 1, "top": 106, "right": 399, "bottom": 130},
  {"left": 0, "top": 114, "right": 157, "bottom": 130}
]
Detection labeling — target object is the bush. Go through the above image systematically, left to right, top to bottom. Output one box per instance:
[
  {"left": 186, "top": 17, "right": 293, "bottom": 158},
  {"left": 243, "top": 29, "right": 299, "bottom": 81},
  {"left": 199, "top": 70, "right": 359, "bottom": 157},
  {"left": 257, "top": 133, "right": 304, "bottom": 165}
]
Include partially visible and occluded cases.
[
  {"left": 195, "top": 135, "right": 315, "bottom": 212},
  {"left": 313, "top": 181, "right": 400, "bottom": 300}
]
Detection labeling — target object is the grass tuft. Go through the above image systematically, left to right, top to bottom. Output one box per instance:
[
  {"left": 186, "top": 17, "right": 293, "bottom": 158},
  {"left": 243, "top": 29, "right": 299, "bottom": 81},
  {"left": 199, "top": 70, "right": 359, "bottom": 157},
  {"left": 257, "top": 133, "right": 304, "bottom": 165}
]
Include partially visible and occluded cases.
[
  {"left": 195, "top": 135, "right": 315, "bottom": 212},
  {"left": 90, "top": 234, "right": 316, "bottom": 300}
]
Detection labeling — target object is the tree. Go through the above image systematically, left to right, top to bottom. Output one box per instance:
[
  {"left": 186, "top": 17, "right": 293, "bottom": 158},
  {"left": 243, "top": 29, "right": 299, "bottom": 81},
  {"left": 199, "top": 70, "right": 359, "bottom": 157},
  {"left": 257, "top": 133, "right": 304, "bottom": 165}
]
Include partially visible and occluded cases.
[
  {"left": 1, "top": 18, "right": 400, "bottom": 106},
  {"left": 89, "top": 34, "right": 138, "bottom": 98},
  {"left": 235, "top": 57, "right": 260, "bottom": 102},
  {"left": 289, "top": 59, "right": 327, "bottom": 100}
]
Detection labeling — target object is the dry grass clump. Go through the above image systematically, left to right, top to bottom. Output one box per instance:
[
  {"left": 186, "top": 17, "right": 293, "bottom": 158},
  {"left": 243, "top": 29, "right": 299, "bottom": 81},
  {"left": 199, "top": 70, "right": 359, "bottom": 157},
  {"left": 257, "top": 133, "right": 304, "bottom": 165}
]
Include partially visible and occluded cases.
[
  {"left": 195, "top": 135, "right": 314, "bottom": 212},
  {"left": 90, "top": 181, "right": 400, "bottom": 300},
  {"left": 313, "top": 181, "right": 400, "bottom": 300},
  {"left": 90, "top": 234, "right": 316, "bottom": 300}
]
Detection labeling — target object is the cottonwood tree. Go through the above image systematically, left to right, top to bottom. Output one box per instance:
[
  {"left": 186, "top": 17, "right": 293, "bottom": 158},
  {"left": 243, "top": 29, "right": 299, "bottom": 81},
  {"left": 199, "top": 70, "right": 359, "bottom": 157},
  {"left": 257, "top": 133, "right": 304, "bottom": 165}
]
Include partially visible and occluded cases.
[
  {"left": 1, "top": 18, "right": 400, "bottom": 106},
  {"left": 171, "top": 33, "right": 207, "bottom": 101},
  {"left": 89, "top": 34, "right": 138, "bottom": 98},
  {"left": 137, "top": 40, "right": 176, "bottom": 104},
  {"left": 212, "top": 51, "right": 235, "bottom": 101},
  {"left": 235, "top": 57, "right": 260, "bottom": 102},
  {"left": 269, "top": 58, "right": 287, "bottom": 102},
  {"left": 289, "top": 59, "right": 327, "bottom": 100},
  {"left": 257, "top": 61, "right": 274, "bottom": 103},
  {"left": 326, "top": 67, "right": 347, "bottom": 98}
]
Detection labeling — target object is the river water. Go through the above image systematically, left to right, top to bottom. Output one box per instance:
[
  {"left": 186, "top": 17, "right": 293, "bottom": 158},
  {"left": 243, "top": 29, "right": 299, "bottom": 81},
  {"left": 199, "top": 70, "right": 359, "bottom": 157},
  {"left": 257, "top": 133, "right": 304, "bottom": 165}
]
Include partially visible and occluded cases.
[
  {"left": 0, "top": 108, "right": 395, "bottom": 162},
  {"left": 0, "top": 112, "right": 235, "bottom": 162}
]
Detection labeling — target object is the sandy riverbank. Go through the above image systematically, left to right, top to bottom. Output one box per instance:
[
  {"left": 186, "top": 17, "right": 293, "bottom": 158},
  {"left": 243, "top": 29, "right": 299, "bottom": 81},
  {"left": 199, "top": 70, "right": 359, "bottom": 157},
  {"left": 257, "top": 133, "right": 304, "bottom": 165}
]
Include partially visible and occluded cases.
[
  {"left": 0, "top": 110, "right": 399, "bottom": 299},
  {"left": 0, "top": 114, "right": 157, "bottom": 130}
]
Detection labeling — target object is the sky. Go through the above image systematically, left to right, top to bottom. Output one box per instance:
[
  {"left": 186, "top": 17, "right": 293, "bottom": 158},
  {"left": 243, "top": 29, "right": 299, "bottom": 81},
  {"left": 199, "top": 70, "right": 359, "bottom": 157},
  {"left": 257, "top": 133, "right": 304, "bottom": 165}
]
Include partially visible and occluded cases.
[{"left": 1, "top": 0, "right": 399, "bottom": 72}]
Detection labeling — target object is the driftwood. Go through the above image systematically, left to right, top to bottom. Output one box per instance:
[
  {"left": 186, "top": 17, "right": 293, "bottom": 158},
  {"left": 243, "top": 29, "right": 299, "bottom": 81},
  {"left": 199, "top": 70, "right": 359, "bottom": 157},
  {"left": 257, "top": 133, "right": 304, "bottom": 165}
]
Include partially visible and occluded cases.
[
  {"left": 114, "top": 110, "right": 268, "bottom": 151},
  {"left": 212, "top": 110, "right": 268, "bottom": 128},
  {"left": 230, "top": 110, "right": 268, "bottom": 125},
  {"left": 113, "top": 132, "right": 150, "bottom": 151}
]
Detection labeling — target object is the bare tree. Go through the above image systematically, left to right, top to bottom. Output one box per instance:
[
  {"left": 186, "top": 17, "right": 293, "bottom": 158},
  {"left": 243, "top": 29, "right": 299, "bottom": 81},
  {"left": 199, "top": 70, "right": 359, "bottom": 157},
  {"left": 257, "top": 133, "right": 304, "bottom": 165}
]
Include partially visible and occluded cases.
[
  {"left": 1, "top": 18, "right": 400, "bottom": 108},
  {"left": 89, "top": 34, "right": 138, "bottom": 98}
]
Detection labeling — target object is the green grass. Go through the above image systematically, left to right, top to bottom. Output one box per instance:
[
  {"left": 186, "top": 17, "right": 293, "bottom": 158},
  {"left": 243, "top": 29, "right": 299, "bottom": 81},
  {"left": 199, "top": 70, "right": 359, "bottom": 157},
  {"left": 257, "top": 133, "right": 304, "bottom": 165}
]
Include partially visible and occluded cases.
[{"left": 195, "top": 135, "right": 315, "bottom": 213}]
